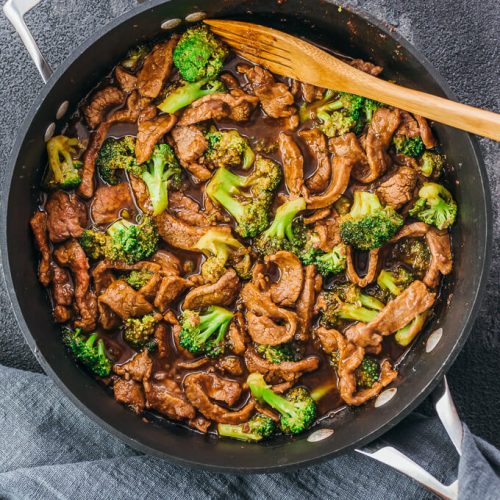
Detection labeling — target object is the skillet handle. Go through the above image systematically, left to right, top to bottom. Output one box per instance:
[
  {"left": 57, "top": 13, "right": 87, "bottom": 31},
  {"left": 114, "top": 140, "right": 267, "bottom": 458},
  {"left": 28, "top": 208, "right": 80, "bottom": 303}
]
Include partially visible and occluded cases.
[
  {"left": 3, "top": 0, "right": 53, "bottom": 83},
  {"left": 356, "top": 376, "right": 463, "bottom": 499}
]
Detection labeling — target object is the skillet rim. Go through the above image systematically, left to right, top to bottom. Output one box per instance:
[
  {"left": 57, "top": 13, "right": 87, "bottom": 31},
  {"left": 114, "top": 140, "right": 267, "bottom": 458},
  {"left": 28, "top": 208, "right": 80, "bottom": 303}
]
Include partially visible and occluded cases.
[{"left": 0, "top": 0, "right": 493, "bottom": 473}]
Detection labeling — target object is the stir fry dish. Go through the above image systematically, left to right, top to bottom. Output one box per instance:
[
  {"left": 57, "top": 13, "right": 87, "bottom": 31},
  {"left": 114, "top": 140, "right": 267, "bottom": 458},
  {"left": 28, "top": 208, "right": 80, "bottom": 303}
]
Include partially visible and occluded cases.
[{"left": 30, "top": 26, "right": 455, "bottom": 441}]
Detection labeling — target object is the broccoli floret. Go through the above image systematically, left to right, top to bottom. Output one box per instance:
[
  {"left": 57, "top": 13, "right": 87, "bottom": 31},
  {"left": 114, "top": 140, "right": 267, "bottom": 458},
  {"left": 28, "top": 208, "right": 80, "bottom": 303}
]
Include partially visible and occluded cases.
[
  {"left": 173, "top": 25, "right": 228, "bottom": 82},
  {"left": 121, "top": 44, "right": 150, "bottom": 71},
  {"left": 157, "top": 79, "right": 225, "bottom": 114},
  {"left": 363, "top": 98, "right": 383, "bottom": 122},
  {"left": 205, "top": 128, "right": 255, "bottom": 170},
  {"left": 45, "top": 135, "right": 82, "bottom": 189},
  {"left": 392, "top": 135, "right": 425, "bottom": 158},
  {"left": 96, "top": 136, "right": 137, "bottom": 185},
  {"left": 134, "top": 143, "right": 182, "bottom": 215},
  {"left": 419, "top": 151, "right": 445, "bottom": 177},
  {"left": 206, "top": 156, "right": 281, "bottom": 238},
  {"left": 409, "top": 182, "right": 457, "bottom": 230},
  {"left": 340, "top": 191, "right": 404, "bottom": 250},
  {"left": 253, "top": 197, "right": 307, "bottom": 256},
  {"left": 106, "top": 216, "right": 159, "bottom": 264},
  {"left": 194, "top": 228, "right": 251, "bottom": 282},
  {"left": 79, "top": 230, "right": 108, "bottom": 260},
  {"left": 392, "top": 237, "right": 431, "bottom": 276},
  {"left": 312, "top": 244, "right": 347, "bottom": 277},
  {"left": 377, "top": 265, "right": 414, "bottom": 299},
  {"left": 126, "top": 269, "right": 153, "bottom": 290},
  {"left": 320, "top": 282, "right": 384, "bottom": 328},
  {"left": 179, "top": 306, "right": 234, "bottom": 358},
  {"left": 123, "top": 314, "right": 157, "bottom": 349},
  {"left": 63, "top": 329, "right": 111, "bottom": 377},
  {"left": 256, "top": 343, "right": 295, "bottom": 364},
  {"left": 355, "top": 356, "right": 380, "bottom": 389},
  {"left": 247, "top": 373, "right": 316, "bottom": 435},
  {"left": 217, "top": 413, "right": 276, "bottom": 442}
]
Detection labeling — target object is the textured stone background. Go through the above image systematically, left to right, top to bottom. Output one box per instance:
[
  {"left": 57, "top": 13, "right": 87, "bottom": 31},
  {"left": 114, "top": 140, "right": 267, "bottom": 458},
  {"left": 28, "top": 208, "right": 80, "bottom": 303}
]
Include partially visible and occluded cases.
[{"left": 0, "top": 0, "right": 498, "bottom": 447}]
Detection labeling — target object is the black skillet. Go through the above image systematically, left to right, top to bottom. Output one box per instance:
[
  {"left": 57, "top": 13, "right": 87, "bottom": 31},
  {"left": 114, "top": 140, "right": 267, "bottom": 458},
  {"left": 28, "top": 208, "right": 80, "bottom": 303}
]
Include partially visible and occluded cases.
[{"left": 1, "top": 0, "right": 492, "bottom": 473}]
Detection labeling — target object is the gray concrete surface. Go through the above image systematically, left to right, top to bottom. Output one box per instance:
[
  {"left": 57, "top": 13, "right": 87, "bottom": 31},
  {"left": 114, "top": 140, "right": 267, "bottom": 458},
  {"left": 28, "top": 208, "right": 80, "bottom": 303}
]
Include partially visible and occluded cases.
[{"left": 0, "top": 0, "right": 498, "bottom": 446}]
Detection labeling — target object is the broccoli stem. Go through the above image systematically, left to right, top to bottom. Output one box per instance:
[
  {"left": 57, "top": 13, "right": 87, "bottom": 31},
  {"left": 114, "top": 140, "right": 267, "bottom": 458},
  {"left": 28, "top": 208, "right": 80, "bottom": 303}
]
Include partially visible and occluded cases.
[
  {"left": 263, "top": 197, "right": 306, "bottom": 240},
  {"left": 359, "top": 294, "right": 385, "bottom": 311},
  {"left": 338, "top": 304, "right": 379, "bottom": 323}
]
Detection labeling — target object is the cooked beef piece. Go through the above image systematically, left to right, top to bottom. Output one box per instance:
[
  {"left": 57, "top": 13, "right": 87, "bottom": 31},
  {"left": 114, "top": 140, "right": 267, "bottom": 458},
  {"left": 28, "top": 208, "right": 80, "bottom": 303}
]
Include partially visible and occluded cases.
[
  {"left": 137, "top": 36, "right": 178, "bottom": 99},
  {"left": 350, "top": 59, "right": 384, "bottom": 76},
  {"left": 237, "top": 64, "right": 296, "bottom": 118},
  {"left": 115, "top": 66, "right": 137, "bottom": 93},
  {"left": 300, "top": 82, "right": 325, "bottom": 103},
  {"left": 83, "top": 86, "right": 125, "bottom": 129},
  {"left": 178, "top": 91, "right": 259, "bottom": 126},
  {"left": 353, "top": 108, "right": 401, "bottom": 183},
  {"left": 396, "top": 111, "right": 421, "bottom": 138},
  {"left": 136, "top": 112, "right": 177, "bottom": 164},
  {"left": 415, "top": 115, "right": 437, "bottom": 149},
  {"left": 171, "top": 126, "right": 211, "bottom": 181},
  {"left": 299, "top": 128, "right": 331, "bottom": 193},
  {"left": 279, "top": 133, "right": 304, "bottom": 197},
  {"left": 305, "top": 133, "right": 365, "bottom": 209},
  {"left": 376, "top": 167, "right": 418, "bottom": 209},
  {"left": 129, "top": 175, "right": 153, "bottom": 213},
  {"left": 91, "top": 183, "right": 134, "bottom": 225},
  {"left": 46, "top": 191, "right": 87, "bottom": 243},
  {"left": 168, "top": 191, "right": 211, "bottom": 227},
  {"left": 303, "top": 208, "right": 331, "bottom": 225},
  {"left": 30, "top": 211, "right": 52, "bottom": 287},
  {"left": 312, "top": 211, "right": 341, "bottom": 252},
  {"left": 155, "top": 212, "right": 213, "bottom": 251},
  {"left": 390, "top": 222, "right": 452, "bottom": 288},
  {"left": 54, "top": 240, "right": 97, "bottom": 332},
  {"left": 346, "top": 247, "right": 380, "bottom": 288},
  {"left": 151, "top": 250, "right": 182, "bottom": 274},
  {"left": 265, "top": 251, "right": 304, "bottom": 307},
  {"left": 51, "top": 262, "right": 74, "bottom": 323},
  {"left": 296, "top": 265, "right": 321, "bottom": 341},
  {"left": 183, "top": 269, "right": 240, "bottom": 310},
  {"left": 154, "top": 274, "right": 189, "bottom": 312},
  {"left": 99, "top": 280, "right": 153, "bottom": 320},
  {"left": 346, "top": 280, "right": 436, "bottom": 348},
  {"left": 241, "top": 283, "right": 298, "bottom": 345},
  {"left": 98, "top": 300, "right": 121, "bottom": 330},
  {"left": 164, "top": 309, "right": 194, "bottom": 359},
  {"left": 227, "top": 312, "right": 247, "bottom": 355},
  {"left": 154, "top": 323, "right": 169, "bottom": 358},
  {"left": 315, "top": 326, "right": 340, "bottom": 354},
  {"left": 244, "top": 349, "right": 320, "bottom": 384},
  {"left": 113, "top": 350, "right": 153, "bottom": 382},
  {"left": 216, "top": 356, "right": 244, "bottom": 376},
  {"left": 177, "top": 357, "right": 210, "bottom": 370},
  {"left": 184, "top": 372, "right": 255, "bottom": 424},
  {"left": 192, "top": 373, "right": 242, "bottom": 406},
  {"left": 144, "top": 377, "right": 196, "bottom": 420},
  {"left": 113, "top": 378, "right": 145, "bottom": 414},
  {"left": 188, "top": 416, "right": 212, "bottom": 433}
]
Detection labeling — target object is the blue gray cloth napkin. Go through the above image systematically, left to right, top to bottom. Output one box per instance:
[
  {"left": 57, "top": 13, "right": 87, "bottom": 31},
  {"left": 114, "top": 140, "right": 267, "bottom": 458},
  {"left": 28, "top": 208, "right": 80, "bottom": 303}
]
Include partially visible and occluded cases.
[{"left": 0, "top": 365, "right": 498, "bottom": 500}]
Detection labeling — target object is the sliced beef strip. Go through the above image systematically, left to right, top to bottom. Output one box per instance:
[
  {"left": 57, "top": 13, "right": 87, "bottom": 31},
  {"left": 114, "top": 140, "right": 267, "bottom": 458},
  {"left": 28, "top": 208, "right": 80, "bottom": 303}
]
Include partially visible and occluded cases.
[
  {"left": 137, "top": 36, "right": 178, "bottom": 99},
  {"left": 350, "top": 59, "right": 384, "bottom": 76},
  {"left": 237, "top": 64, "right": 296, "bottom": 118},
  {"left": 115, "top": 66, "right": 137, "bottom": 93},
  {"left": 300, "top": 82, "right": 325, "bottom": 103},
  {"left": 83, "top": 86, "right": 125, "bottom": 129},
  {"left": 352, "top": 108, "right": 401, "bottom": 183},
  {"left": 395, "top": 111, "right": 421, "bottom": 138},
  {"left": 136, "top": 112, "right": 177, "bottom": 164},
  {"left": 415, "top": 115, "right": 437, "bottom": 149},
  {"left": 171, "top": 126, "right": 211, "bottom": 181},
  {"left": 300, "top": 128, "right": 331, "bottom": 193},
  {"left": 278, "top": 132, "right": 304, "bottom": 197},
  {"left": 304, "top": 133, "right": 362, "bottom": 209},
  {"left": 375, "top": 166, "right": 417, "bottom": 209},
  {"left": 129, "top": 175, "right": 153, "bottom": 213},
  {"left": 91, "top": 182, "right": 134, "bottom": 225},
  {"left": 46, "top": 191, "right": 87, "bottom": 243},
  {"left": 168, "top": 191, "right": 211, "bottom": 227},
  {"left": 30, "top": 211, "right": 52, "bottom": 287},
  {"left": 312, "top": 211, "right": 341, "bottom": 252},
  {"left": 390, "top": 222, "right": 452, "bottom": 288},
  {"left": 53, "top": 240, "right": 97, "bottom": 332},
  {"left": 346, "top": 246, "right": 380, "bottom": 288},
  {"left": 265, "top": 251, "right": 304, "bottom": 307},
  {"left": 51, "top": 262, "right": 74, "bottom": 324},
  {"left": 295, "top": 265, "right": 321, "bottom": 342},
  {"left": 183, "top": 269, "right": 240, "bottom": 310},
  {"left": 154, "top": 274, "right": 189, "bottom": 312},
  {"left": 99, "top": 280, "right": 153, "bottom": 320},
  {"left": 346, "top": 280, "right": 436, "bottom": 348},
  {"left": 241, "top": 283, "right": 298, "bottom": 345},
  {"left": 164, "top": 310, "right": 194, "bottom": 359},
  {"left": 227, "top": 312, "right": 247, "bottom": 355},
  {"left": 315, "top": 326, "right": 340, "bottom": 354},
  {"left": 244, "top": 349, "right": 320, "bottom": 384},
  {"left": 113, "top": 350, "right": 153, "bottom": 382},
  {"left": 216, "top": 356, "right": 244, "bottom": 376},
  {"left": 184, "top": 372, "right": 256, "bottom": 424},
  {"left": 192, "top": 373, "right": 242, "bottom": 406},
  {"left": 144, "top": 377, "right": 196, "bottom": 421},
  {"left": 113, "top": 378, "right": 145, "bottom": 414},
  {"left": 188, "top": 416, "right": 212, "bottom": 433}
]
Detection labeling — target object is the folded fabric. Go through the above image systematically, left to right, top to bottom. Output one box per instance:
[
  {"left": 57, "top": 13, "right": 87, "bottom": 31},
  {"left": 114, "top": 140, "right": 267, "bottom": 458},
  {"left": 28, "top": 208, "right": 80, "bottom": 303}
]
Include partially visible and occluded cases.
[{"left": 0, "top": 365, "right": 498, "bottom": 500}]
